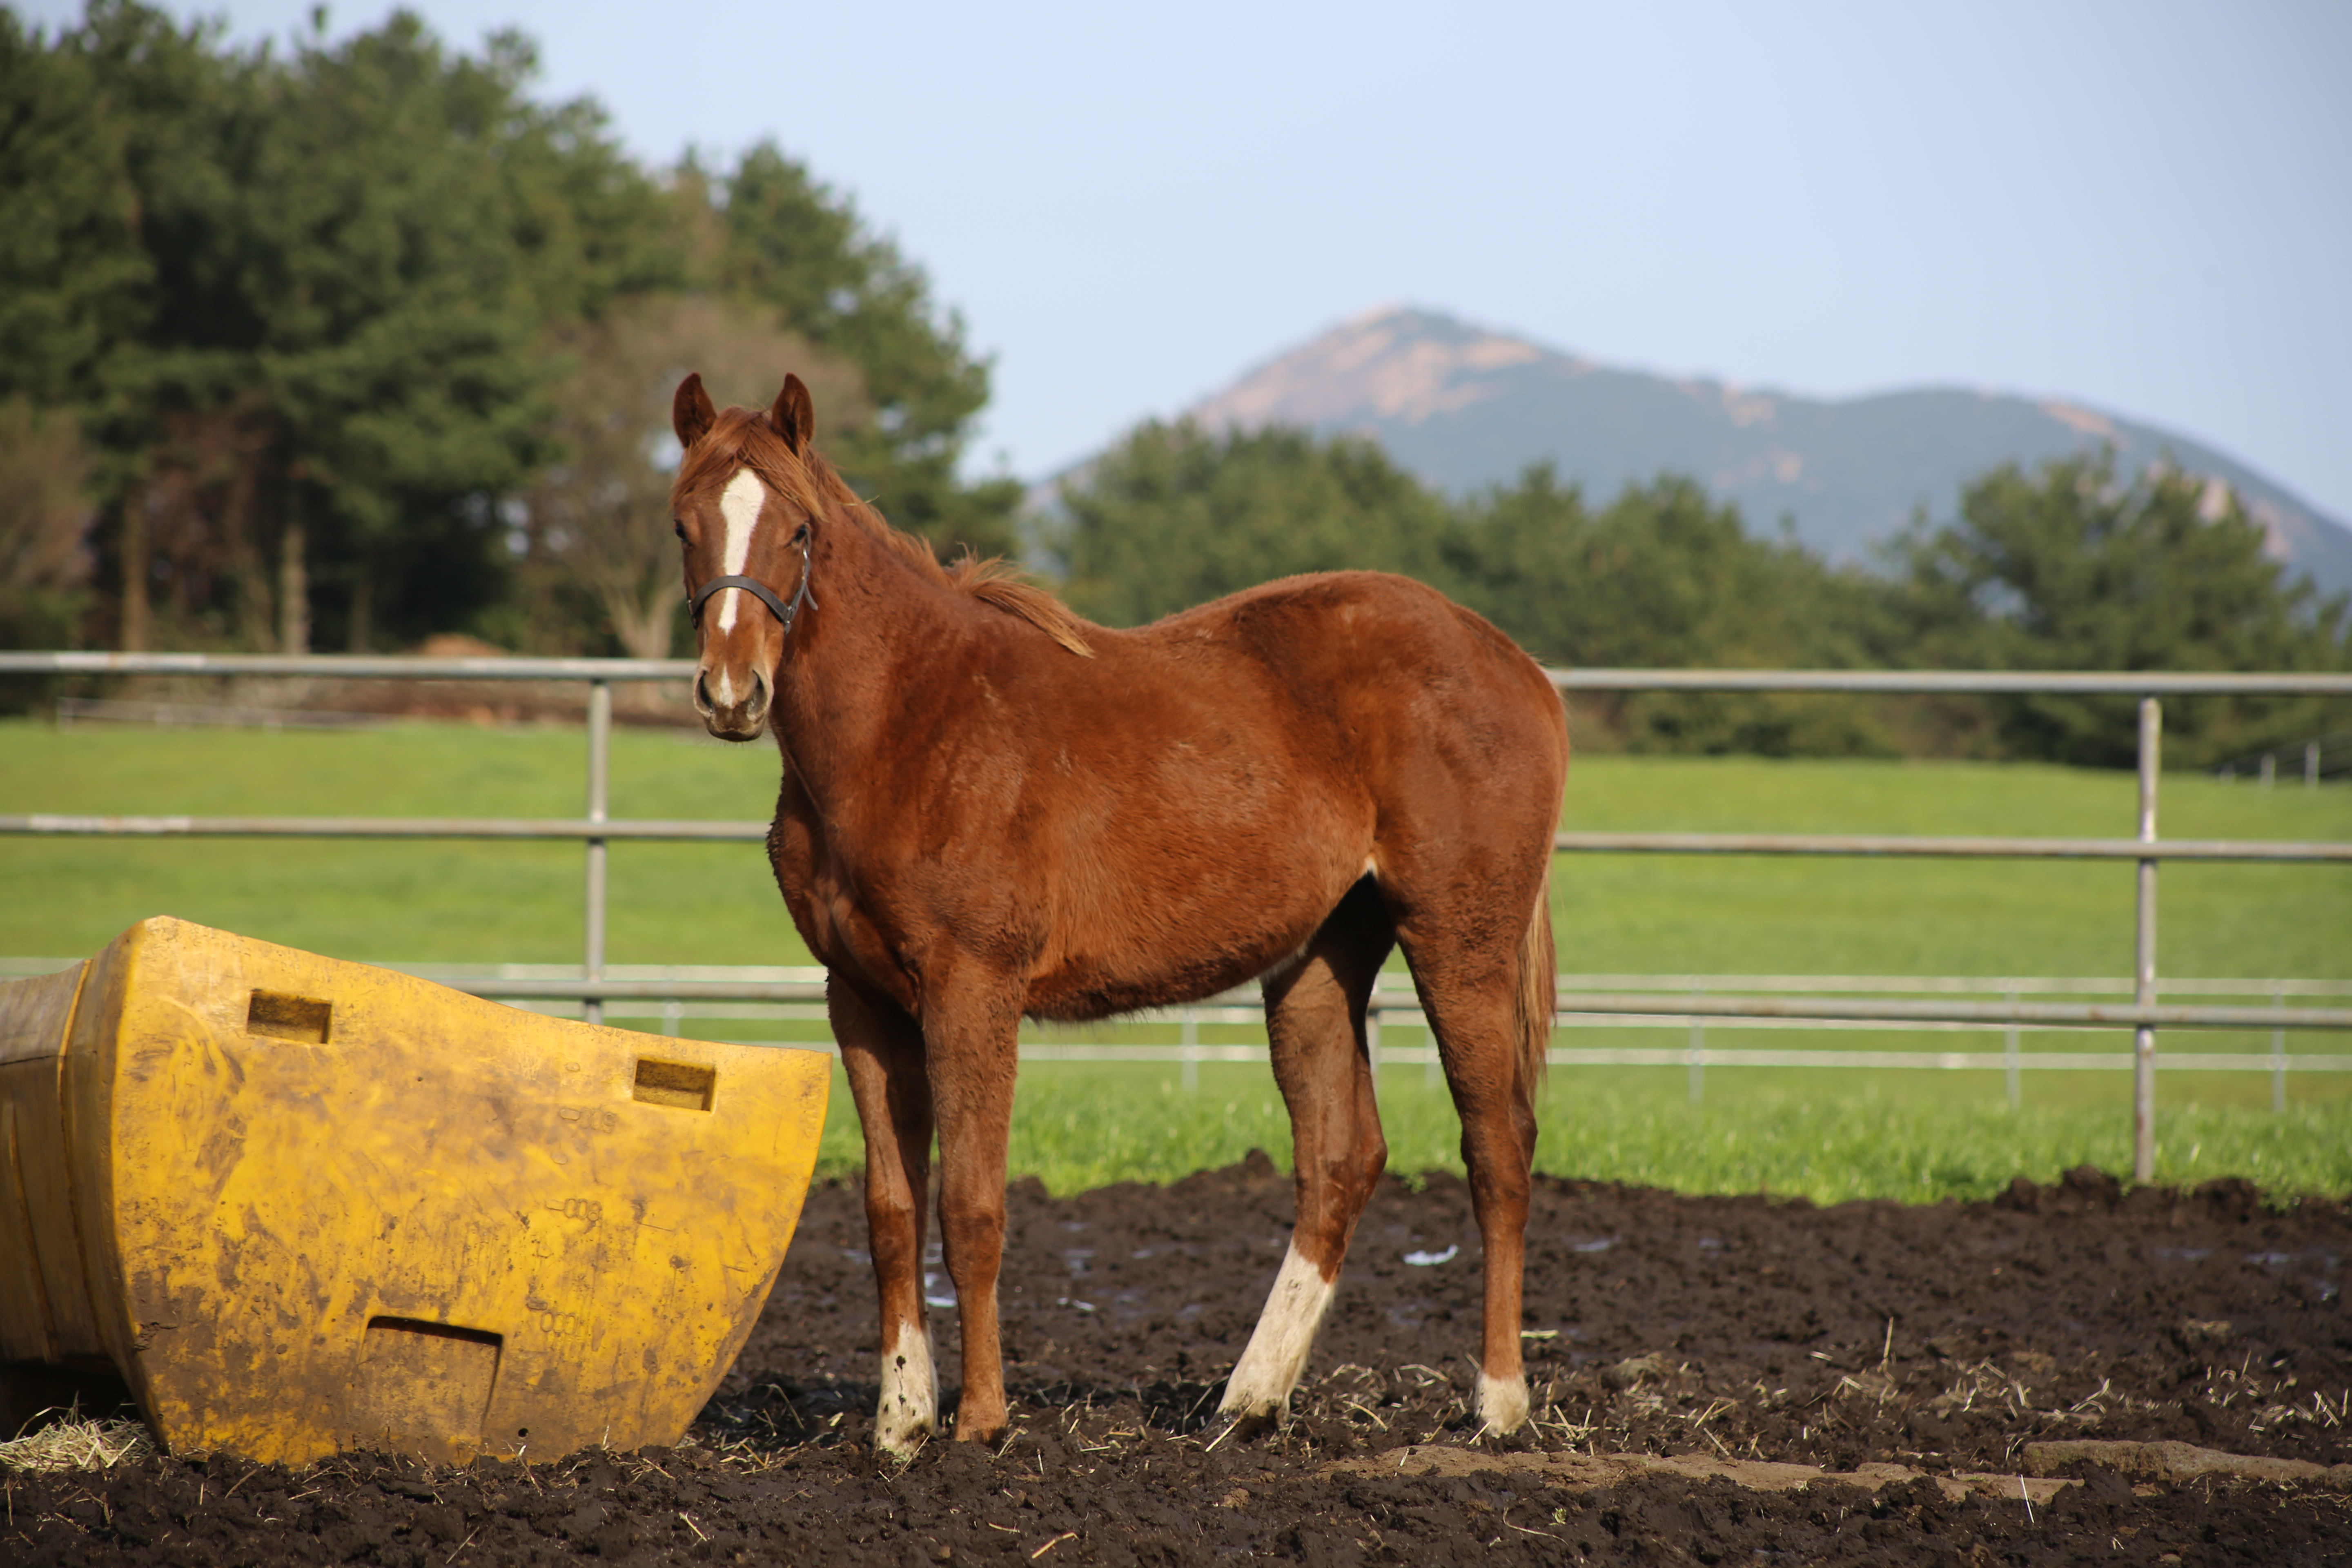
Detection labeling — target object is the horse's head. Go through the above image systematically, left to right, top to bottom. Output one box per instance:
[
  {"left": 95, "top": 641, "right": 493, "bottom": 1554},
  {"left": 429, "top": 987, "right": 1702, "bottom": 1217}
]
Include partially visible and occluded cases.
[{"left": 670, "top": 372, "right": 822, "bottom": 742}]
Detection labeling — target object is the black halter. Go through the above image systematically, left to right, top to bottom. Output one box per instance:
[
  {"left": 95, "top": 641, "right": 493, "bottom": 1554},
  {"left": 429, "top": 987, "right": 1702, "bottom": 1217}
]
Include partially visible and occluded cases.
[{"left": 689, "top": 528, "right": 817, "bottom": 637}]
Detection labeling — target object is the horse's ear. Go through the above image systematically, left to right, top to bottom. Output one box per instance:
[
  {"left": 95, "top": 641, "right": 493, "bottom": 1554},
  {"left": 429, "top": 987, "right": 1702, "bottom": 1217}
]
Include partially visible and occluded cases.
[
  {"left": 673, "top": 373, "right": 717, "bottom": 450},
  {"left": 768, "top": 373, "right": 815, "bottom": 453}
]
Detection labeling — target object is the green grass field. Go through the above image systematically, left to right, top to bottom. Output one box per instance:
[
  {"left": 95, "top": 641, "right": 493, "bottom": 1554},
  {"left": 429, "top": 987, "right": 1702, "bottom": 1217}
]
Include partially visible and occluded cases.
[
  {"left": 5, "top": 716, "right": 2348, "bottom": 1200},
  {"left": 969, "top": 1064, "right": 2352, "bottom": 1204}
]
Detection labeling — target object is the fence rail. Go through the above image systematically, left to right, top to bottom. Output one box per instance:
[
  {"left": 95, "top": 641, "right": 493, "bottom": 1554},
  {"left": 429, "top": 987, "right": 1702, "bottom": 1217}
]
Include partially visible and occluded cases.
[
  {"left": 12, "top": 651, "right": 2352, "bottom": 696},
  {"left": 6, "top": 652, "right": 2349, "bottom": 1182},
  {"left": 8, "top": 814, "right": 2348, "bottom": 865},
  {"left": 7, "top": 942, "right": 2347, "bottom": 1114}
]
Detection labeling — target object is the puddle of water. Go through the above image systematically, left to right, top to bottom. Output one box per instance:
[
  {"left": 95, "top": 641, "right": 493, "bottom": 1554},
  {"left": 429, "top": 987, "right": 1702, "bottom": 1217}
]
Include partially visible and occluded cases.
[
  {"left": 1570, "top": 1237, "right": 1617, "bottom": 1254},
  {"left": 1403, "top": 1244, "right": 1459, "bottom": 1267},
  {"left": 2244, "top": 1250, "right": 2343, "bottom": 1272},
  {"left": 923, "top": 1270, "right": 957, "bottom": 1310},
  {"left": 1055, "top": 1295, "right": 1097, "bottom": 1313}
]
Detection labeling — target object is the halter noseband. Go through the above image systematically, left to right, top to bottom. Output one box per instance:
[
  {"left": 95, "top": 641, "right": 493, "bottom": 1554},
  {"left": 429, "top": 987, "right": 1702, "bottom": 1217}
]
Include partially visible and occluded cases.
[{"left": 688, "top": 528, "right": 817, "bottom": 639}]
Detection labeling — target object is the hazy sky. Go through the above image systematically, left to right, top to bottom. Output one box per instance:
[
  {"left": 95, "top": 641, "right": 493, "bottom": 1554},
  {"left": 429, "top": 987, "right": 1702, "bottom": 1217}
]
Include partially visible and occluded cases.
[{"left": 25, "top": 2, "right": 2352, "bottom": 519}]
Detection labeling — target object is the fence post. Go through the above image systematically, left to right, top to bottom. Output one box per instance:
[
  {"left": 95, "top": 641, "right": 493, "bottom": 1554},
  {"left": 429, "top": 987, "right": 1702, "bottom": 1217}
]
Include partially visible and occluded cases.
[
  {"left": 584, "top": 680, "right": 611, "bottom": 1026},
  {"left": 2133, "top": 696, "right": 2160, "bottom": 1183},
  {"left": 2309, "top": 740, "right": 2322, "bottom": 790},
  {"left": 1688, "top": 982, "right": 1705, "bottom": 1107},
  {"left": 2271, "top": 984, "right": 2287, "bottom": 1114},
  {"left": 2004, "top": 990, "right": 2020, "bottom": 1109}
]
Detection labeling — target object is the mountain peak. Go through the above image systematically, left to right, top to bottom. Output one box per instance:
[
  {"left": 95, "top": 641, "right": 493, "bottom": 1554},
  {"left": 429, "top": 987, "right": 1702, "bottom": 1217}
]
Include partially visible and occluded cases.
[
  {"left": 1194, "top": 307, "right": 1565, "bottom": 434},
  {"left": 1178, "top": 308, "right": 2352, "bottom": 591}
]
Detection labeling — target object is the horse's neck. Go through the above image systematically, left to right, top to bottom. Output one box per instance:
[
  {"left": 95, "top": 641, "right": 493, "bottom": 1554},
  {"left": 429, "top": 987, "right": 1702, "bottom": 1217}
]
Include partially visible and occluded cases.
[{"left": 768, "top": 513, "right": 966, "bottom": 806}]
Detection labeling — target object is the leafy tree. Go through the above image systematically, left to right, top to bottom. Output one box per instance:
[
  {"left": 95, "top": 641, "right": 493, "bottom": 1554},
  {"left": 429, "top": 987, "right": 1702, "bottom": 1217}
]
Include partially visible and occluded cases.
[
  {"left": 1, "top": 2, "right": 254, "bottom": 647},
  {"left": 1, "top": 4, "right": 690, "bottom": 650},
  {"left": 0, "top": 5, "right": 200, "bottom": 415},
  {"left": 2, "top": 7, "right": 1020, "bottom": 657},
  {"left": 237, "top": 18, "right": 684, "bottom": 650},
  {"left": 714, "top": 144, "right": 1020, "bottom": 561},
  {"left": 511, "top": 295, "right": 864, "bottom": 659},
  {"left": 0, "top": 396, "right": 96, "bottom": 710},
  {"left": 0, "top": 398, "right": 94, "bottom": 649},
  {"left": 1056, "top": 421, "right": 1448, "bottom": 626},
  {"left": 1893, "top": 453, "right": 2352, "bottom": 766},
  {"left": 1443, "top": 467, "right": 1897, "bottom": 754}
]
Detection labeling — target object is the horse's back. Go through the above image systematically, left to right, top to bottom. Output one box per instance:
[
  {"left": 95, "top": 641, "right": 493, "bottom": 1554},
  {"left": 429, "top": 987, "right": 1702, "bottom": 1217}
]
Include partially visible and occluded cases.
[{"left": 1114, "top": 570, "right": 1565, "bottom": 792}]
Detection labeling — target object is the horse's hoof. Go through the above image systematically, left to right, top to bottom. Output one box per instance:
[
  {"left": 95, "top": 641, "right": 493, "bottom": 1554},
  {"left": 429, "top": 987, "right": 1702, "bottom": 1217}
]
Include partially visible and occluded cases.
[
  {"left": 1474, "top": 1372, "right": 1531, "bottom": 1436},
  {"left": 875, "top": 1402, "right": 936, "bottom": 1459},
  {"left": 1206, "top": 1404, "right": 1279, "bottom": 1450},
  {"left": 875, "top": 1425, "right": 931, "bottom": 1460}
]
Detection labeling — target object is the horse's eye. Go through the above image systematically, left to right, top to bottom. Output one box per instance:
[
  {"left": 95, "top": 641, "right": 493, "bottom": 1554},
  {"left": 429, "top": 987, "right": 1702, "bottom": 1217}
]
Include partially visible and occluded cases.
[{"left": 673, "top": 520, "right": 686, "bottom": 540}]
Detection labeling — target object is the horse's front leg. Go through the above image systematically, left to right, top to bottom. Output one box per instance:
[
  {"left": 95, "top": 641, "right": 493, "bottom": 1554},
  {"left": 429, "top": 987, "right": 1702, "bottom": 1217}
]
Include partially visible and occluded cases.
[
  {"left": 832, "top": 975, "right": 938, "bottom": 1457},
  {"left": 924, "top": 976, "right": 1025, "bottom": 1444}
]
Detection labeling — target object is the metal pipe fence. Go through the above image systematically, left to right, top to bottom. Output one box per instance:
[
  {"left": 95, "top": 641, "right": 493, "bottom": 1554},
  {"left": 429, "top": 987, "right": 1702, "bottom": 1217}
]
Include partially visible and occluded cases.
[
  {"left": 6, "top": 652, "right": 2350, "bottom": 1183},
  {"left": 2212, "top": 729, "right": 2352, "bottom": 789},
  {"left": 15, "top": 955, "right": 2340, "bottom": 1091}
]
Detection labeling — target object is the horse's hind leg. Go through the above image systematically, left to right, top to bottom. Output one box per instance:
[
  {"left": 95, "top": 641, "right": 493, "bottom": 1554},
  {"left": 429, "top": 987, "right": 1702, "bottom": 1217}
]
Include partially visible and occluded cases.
[
  {"left": 1221, "top": 878, "right": 1394, "bottom": 1425},
  {"left": 1394, "top": 928, "right": 1543, "bottom": 1435},
  {"left": 832, "top": 976, "right": 939, "bottom": 1457}
]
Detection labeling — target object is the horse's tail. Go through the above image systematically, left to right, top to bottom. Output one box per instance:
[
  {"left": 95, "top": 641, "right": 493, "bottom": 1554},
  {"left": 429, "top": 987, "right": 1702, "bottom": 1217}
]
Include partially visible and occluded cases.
[{"left": 1512, "top": 861, "right": 1556, "bottom": 1092}]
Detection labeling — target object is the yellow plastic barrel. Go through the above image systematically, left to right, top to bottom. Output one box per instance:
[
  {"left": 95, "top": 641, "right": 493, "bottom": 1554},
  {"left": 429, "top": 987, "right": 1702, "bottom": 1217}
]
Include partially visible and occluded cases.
[{"left": 0, "top": 917, "right": 829, "bottom": 1465}]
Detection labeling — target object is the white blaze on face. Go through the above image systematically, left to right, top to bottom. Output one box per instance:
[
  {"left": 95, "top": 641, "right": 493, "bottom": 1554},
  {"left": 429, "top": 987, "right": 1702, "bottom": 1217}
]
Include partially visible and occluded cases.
[
  {"left": 715, "top": 468, "right": 765, "bottom": 635},
  {"left": 1219, "top": 1241, "right": 1339, "bottom": 1421}
]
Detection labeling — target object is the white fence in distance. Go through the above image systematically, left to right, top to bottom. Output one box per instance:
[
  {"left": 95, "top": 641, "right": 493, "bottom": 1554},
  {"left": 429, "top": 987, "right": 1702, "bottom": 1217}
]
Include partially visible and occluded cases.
[{"left": 5, "top": 653, "right": 2349, "bottom": 1180}]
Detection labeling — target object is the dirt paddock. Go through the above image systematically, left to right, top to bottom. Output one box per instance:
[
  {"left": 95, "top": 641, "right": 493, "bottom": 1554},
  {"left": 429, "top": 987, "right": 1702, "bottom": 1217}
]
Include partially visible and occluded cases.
[{"left": 8, "top": 1158, "right": 2349, "bottom": 1566}]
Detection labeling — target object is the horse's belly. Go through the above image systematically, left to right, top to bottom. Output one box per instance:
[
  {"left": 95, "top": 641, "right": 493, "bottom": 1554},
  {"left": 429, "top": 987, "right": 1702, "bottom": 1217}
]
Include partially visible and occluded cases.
[{"left": 1022, "top": 859, "right": 1360, "bottom": 1022}]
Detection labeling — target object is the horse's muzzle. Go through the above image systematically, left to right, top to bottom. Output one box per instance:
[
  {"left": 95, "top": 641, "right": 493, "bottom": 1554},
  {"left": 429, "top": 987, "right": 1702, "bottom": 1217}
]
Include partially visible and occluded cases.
[{"left": 694, "top": 660, "right": 771, "bottom": 741}]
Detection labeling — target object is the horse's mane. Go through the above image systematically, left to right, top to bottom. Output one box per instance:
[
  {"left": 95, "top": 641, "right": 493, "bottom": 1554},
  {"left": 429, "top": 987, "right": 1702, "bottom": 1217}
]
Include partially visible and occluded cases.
[{"left": 671, "top": 407, "right": 1094, "bottom": 657}]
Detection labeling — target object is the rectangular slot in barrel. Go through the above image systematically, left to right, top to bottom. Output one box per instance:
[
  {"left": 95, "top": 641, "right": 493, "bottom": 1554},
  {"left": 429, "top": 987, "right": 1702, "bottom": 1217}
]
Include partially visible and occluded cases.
[
  {"left": 247, "top": 990, "right": 332, "bottom": 1044},
  {"left": 632, "top": 1058, "right": 715, "bottom": 1111},
  {"left": 348, "top": 1317, "right": 502, "bottom": 1465}
]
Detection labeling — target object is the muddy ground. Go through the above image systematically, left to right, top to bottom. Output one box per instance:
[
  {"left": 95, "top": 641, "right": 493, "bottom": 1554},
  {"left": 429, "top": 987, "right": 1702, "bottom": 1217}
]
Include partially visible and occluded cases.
[{"left": 7, "top": 1158, "right": 2349, "bottom": 1565}]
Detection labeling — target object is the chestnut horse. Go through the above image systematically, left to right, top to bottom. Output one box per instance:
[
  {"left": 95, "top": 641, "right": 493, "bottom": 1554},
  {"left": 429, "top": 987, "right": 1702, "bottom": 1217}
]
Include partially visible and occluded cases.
[{"left": 671, "top": 374, "right": 1568, "bottom": 1455}]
